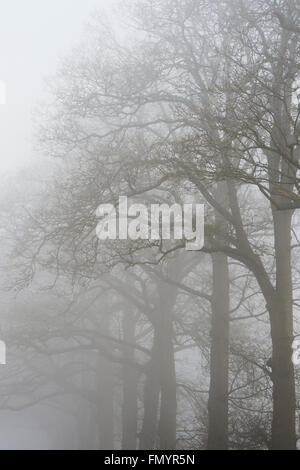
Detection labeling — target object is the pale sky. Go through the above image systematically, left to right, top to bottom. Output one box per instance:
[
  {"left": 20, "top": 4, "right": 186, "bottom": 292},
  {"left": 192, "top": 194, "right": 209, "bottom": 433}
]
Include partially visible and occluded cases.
[{"left": 0, "top": 0, "right": 112, "bottom": 174}]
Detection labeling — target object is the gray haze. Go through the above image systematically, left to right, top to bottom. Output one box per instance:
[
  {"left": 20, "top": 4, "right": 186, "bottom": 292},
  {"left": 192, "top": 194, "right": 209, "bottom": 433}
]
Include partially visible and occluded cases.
[
  {"left": 0, "top": 0, "right": 111, "bottom": 174},
  {"left": 0, "top": 0, "right": 111, "bottom": 450}
]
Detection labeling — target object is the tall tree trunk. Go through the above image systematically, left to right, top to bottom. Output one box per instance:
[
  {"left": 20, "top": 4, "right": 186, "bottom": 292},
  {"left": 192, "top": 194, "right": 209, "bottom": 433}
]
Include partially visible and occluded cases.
[
  {"left": 266, "top": 26, "right": 297, "bottom": 449},
  {"left": 225, "top": 179, "right": 297, "bottom": 449},
  {"left": 207, "top": 181, "right": 230, "bottom": 450},
  {"left": 270, "top": 209, "right": 296, "bottom": 450},
  {"left": 207, "top": 252, "right": 230, "bottom": 450},
  {"left": 140, "top": 278, "right": 177, "bottom": 450},
  {"left": 157, "top": 283, "right": 177, "bottom": 450},
  {"left": 122, "top": 309, "right": 138, "bottom": 450},
  {"left": 98, "top": 316, "right": 114, "bottom": 450},
  {"left": 139, "top": 329, "right": 161, "bottom": 450},
  {"left": 98, "top": 354, "right": 114, "bottom": 449}
]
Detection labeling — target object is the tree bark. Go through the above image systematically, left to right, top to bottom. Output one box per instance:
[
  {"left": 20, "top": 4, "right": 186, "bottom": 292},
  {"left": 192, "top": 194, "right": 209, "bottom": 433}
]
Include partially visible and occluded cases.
[
  {"left": 270, "top": 209, "right": 296, "bottom": 450},
  {"left": 207, "top": 252, "right": 230, "bottom": 450},
  {"left": 157, "top": 283, "right": 177, "bottom": 450},
  {"left": 122, "top": 309, "right": 138, "bottom": 450},
  {"left": 98, "top": 316, "right": 114, "bottom": 450},
  {"left": 139, "top": 329, "right": 161, "bottom": 450},
  {"left": 98, "top": 354, "right": 114, "bottom": 449}
]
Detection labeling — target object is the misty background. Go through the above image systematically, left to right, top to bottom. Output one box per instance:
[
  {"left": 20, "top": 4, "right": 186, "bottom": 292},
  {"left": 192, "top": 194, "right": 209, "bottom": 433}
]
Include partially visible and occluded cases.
[
  {"left": 0, "top": 0, "right": 112, "bottom": 449},
  {"left": 0, "top": 0, "right": 111, "bottom": 174}
]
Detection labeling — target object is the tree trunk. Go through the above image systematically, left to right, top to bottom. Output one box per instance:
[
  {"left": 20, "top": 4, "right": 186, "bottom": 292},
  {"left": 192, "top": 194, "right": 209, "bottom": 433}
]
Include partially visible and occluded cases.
[
  {"left": 206, "top": 181, "right": 230, "bottom": 450},
  {"left": 270, "top": 209, "right": 296, "bottom": 450},
  {"left": 207, "top": 252, "right": 230, "bottom": 450},
  {"left": 140, "top": 279, "right": 177, "bottom": 450},
  {"left": 157, "top": 283, "right": 177, "bottom": 450},
  {"left": 122, "top": 309, "right": 138, "bottom": 450},
  {"left": 98, "top": 316, "right": 114, "bottom": 450},
  {"left": 139, "top": 329, "right": 161, "bottom": 450}
]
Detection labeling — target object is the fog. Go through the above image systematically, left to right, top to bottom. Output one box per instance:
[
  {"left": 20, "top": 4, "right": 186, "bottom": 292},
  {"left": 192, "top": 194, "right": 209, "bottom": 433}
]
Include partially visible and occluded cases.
[
  {"left": 0, "top": 0, "right": 300, "bottom": 452},
  {"left": 0, "top": 0, "right": 110, "bottom": 174},
  {"left": 0, "top": 0, "right": 111, "bottom": 450}
]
